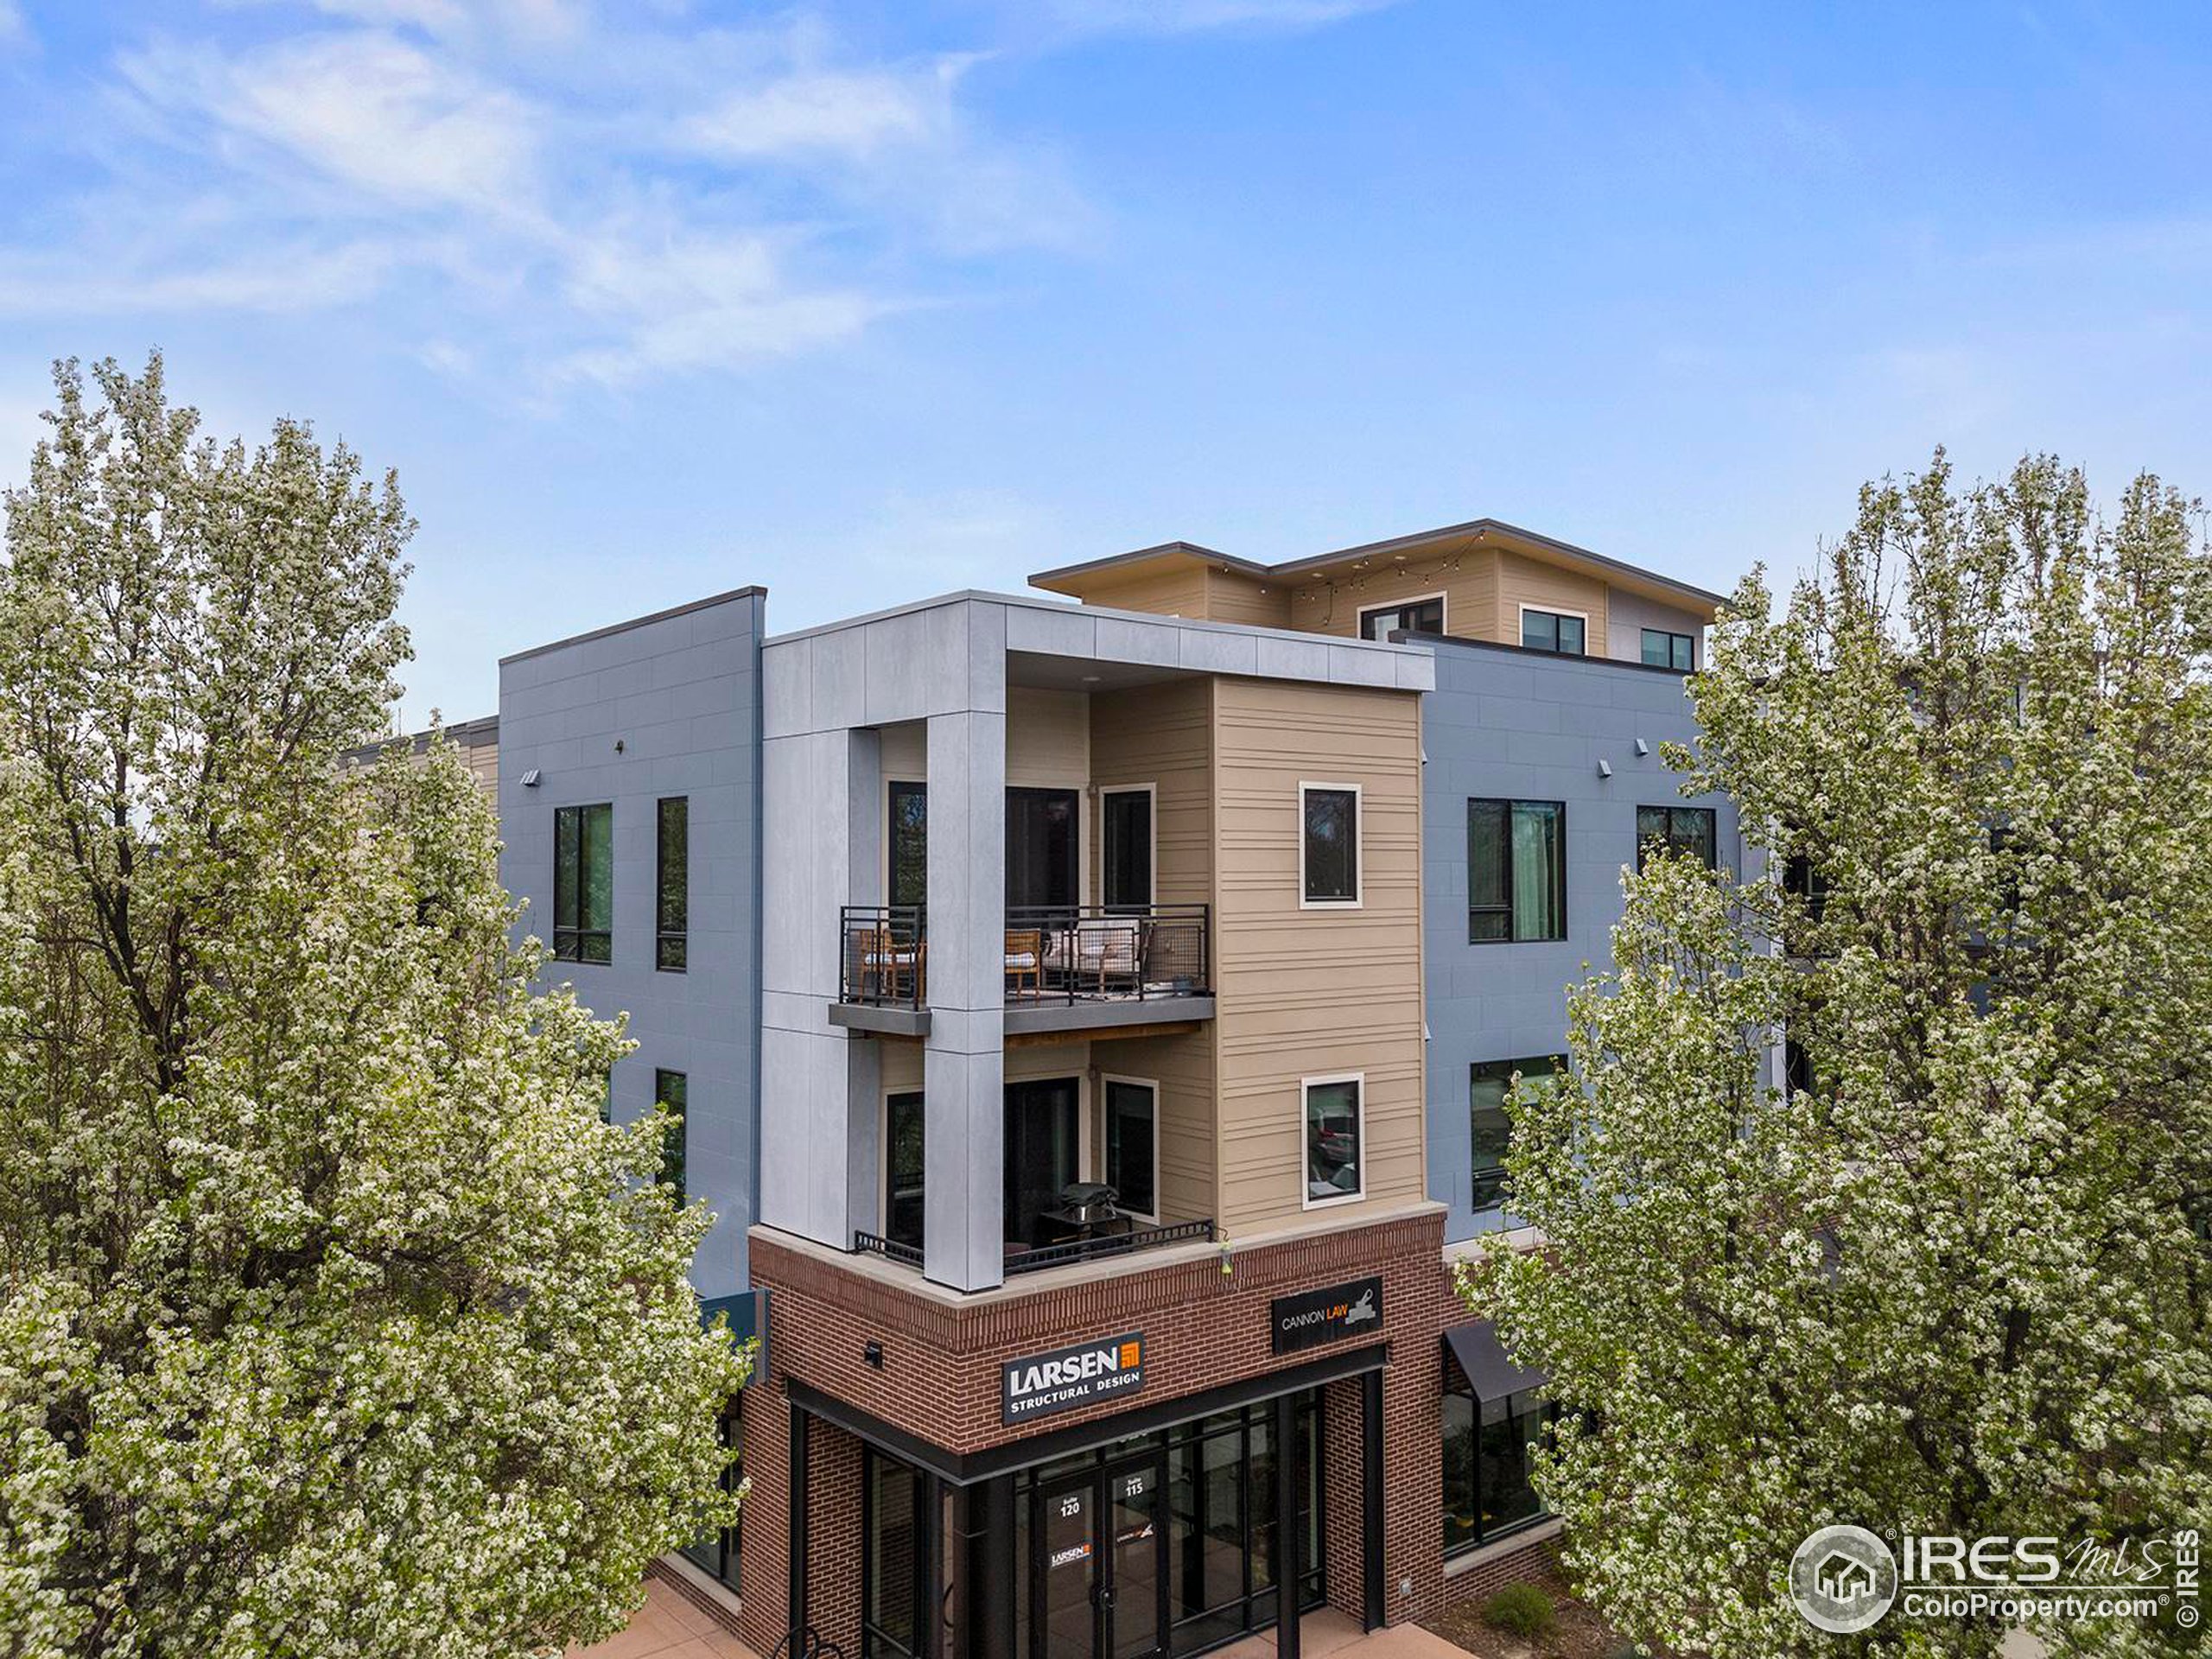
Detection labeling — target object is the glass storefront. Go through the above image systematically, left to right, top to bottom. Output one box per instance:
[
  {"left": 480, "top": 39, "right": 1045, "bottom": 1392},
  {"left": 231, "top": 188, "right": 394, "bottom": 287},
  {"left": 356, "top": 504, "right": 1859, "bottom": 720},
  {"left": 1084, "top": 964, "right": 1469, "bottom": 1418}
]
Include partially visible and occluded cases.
[
  {"left": 1440, "top": 1349, "right": 1554, "bottom": 1557},
  {"left": 861, "top": 1392, "right": 1324, "bottom": 1659},
  {"left": 1014, "top": 1392, "right": 1322, "bottom": 1658}
]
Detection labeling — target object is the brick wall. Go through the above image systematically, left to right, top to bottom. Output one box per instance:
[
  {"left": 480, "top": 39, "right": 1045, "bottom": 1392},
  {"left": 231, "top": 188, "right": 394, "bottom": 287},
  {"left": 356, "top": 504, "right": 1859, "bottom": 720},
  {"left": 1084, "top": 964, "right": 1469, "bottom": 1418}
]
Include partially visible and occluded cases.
[{"left": 740, "top": 1205, "right": 1480, "bottom": 1648}]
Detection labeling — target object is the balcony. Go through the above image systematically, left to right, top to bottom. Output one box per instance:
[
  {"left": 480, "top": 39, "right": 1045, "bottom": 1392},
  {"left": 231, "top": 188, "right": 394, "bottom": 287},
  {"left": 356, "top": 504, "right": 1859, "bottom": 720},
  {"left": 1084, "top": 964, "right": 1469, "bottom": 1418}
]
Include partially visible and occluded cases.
[
  {"left": 831, "top": 903, "right": 1215, "bottom": 1039},
  {"left": 855, "top": 1214, "right": 1215, "bottom": 1277}
]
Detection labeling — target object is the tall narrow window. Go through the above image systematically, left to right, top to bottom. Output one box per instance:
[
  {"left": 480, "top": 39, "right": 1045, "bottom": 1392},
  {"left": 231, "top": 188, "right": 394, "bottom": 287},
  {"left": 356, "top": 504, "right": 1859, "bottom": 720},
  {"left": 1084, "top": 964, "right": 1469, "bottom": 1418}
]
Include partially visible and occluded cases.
[
  {"left": 1357, "top": 596, "right": 1444, "bottom": 639},
  {"left": 1520, "top": 607, "right": 1586, "bottom": 656},
  {"left": 1641, "top": 628, "right": 1694, "bottom": 671},
  {"left": 888, "top": 781, "right": 927, "bottom": 910},
  {"left": 1300, "top": 785, "right": 1360, "bottom": 906},
  {"left": 1102, "top": 787, "right": 1154, "bottom": 912},
  {"left": 657, "top": 796, "right": 689, "bottom": 971},
  {"left": 1466, "top": 799, "right": 1567, "bottom": 943},
  {"left": 554, "top": 803, "right": 613, "bottom": 963},
  {"left": 1636, "top": 804, "right": 1718, "bottom": 871},
  {"left": 1469, "top": 1056, "right": 1561, "bottom": 1212},
  {"left": 654, "top": 1069, "right": 686, "bottom": 1205},
  {"left": 1303, "top": 1075, "right": 1363, "bottom": 1205},
  {"left": 1104, "top": 1077, "right": 1158, "bottom": 1220},
  {"left": 885, "top": 1090, "right": 925, "bottom": 1251}
]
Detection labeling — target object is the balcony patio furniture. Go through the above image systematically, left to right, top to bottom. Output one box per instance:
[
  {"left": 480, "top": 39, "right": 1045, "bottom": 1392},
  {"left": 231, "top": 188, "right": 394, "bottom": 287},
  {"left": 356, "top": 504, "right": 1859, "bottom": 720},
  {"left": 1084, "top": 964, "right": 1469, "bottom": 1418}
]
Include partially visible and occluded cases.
[
  {"left": 856, "top": 926, "right": 925, "bottom": 1004},
  {"left": 1003, "top": 927, "right": 1043, "bottom": 999}
]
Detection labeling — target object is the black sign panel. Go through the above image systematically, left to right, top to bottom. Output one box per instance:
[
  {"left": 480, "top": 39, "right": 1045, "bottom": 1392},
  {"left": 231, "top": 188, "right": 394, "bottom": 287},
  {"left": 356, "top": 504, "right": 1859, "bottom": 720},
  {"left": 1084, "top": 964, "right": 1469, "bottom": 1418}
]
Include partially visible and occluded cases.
[
  {"left": 1270, "top": 1277, "right": 1382, "bottom": 1354},
  {"left": 1002, "top": 1332, "right": 1147, "bottom": 1424}
]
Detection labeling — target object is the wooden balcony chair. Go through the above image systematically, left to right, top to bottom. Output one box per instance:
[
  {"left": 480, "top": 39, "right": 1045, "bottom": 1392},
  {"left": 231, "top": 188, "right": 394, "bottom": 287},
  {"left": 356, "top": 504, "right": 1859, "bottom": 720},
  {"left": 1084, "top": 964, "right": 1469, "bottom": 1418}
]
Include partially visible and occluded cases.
[
  {"left": 1071, "top": 917, "right": 1143, "bottom": 995},
  {"left": 858, "top": 927, "right": 925, "bottom": 1003},
  {"left": 1003, "top": 928, "right": 1044, "bottom": 999}
]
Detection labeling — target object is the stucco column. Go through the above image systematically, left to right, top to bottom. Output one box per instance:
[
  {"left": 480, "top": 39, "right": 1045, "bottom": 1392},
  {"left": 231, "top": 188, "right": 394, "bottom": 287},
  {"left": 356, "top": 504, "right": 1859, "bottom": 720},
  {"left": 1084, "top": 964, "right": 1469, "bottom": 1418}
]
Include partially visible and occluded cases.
[{"left": 923, "top": 707, "right": 1007, "bottom": 1291}]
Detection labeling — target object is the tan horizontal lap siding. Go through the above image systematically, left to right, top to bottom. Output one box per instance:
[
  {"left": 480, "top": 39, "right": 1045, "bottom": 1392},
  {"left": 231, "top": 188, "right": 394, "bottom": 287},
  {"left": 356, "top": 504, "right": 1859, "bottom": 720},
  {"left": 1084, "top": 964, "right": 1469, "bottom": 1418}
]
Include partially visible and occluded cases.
[
  {"left": 1290, "top": 548, "right": 1499, "bottom": 641},
  {"left": 1495, "top": 548, "right": 1608, "bottom": 655},
  {"left": 1081, "top": 564, "right": 1208, "bottom": 620},
  {"left": 1203, "top": 567, "right": 1292, "bottom": 628},
  {"left": 1209, "top": 677, "right": 1425, "bottom": 1236},
  {"left": 1090, "top": 678, "right": 1218, "bottom": 1221}
]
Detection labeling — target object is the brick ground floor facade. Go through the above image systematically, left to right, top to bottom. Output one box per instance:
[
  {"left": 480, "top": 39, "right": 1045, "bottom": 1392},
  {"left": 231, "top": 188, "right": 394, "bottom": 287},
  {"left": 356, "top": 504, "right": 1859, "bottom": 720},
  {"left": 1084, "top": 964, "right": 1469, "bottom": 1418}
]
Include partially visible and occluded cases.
[{"left": 726, "top": 1200, "right": 1552, "bottom": 1659}]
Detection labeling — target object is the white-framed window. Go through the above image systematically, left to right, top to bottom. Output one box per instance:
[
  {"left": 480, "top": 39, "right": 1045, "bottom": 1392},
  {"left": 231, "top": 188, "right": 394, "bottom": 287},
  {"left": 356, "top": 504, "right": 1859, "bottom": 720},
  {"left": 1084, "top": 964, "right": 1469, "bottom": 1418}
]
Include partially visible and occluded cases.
[
  {"left": 1357, "top": 593, "right": 1446, "bottom": 640},
  {"left": 1517, "top": 605, "right": 1588, "bottom": 657},
  {"left": 1299, "top": 781, "right": 1362, "bottom": 908},
  {"left": 1100, "top": 783, "right": 1156, "bottom": 912},
  {"left": 1301, "top": 1072, "right": 1366, "bottom": 1207},
  {"left": 1102, "top": 1074, "right": 1160, "bottom": 1223}
]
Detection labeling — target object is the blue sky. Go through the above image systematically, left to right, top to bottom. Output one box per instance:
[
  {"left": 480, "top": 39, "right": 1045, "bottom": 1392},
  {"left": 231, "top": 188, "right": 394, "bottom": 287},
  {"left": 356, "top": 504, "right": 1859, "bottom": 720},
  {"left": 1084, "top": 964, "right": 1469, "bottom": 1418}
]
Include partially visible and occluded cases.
[{"left": 1, "top": 1, "right": 2206, "bottom": 721}]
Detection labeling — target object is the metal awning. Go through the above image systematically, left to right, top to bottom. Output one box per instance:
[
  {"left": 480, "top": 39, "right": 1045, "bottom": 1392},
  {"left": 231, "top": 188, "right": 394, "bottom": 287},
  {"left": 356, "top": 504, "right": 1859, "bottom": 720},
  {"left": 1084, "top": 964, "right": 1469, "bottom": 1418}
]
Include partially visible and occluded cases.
[{"left": 1445, "top": 1319, "right": 1547, "bottom": 1405}]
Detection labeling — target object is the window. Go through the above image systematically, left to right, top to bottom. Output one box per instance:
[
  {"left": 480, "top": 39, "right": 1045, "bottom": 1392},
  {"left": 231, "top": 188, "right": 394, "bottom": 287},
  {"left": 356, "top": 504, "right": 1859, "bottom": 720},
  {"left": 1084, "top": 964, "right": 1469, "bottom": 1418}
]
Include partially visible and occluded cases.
[
  {"left": 1358, "top": 595, "right": 1444, "bottom": 639},
  {"left": 1520, "top": 607, "right": 1586, "bottom": 656},
  {"left": 1641, "top": 628, "right": 1695, "bottom": 671},
  {"left": 888, "top": 781, "right": 927, "bottom": 910},
  {"left": 1300, "top": 784, "right": 1360, "bottom": 906},
  {"left": 1102, "top": 786, "right": 1154, "bottom": 912},
  {"left": 656, "top": 797, "right": 688, "bottom": 971},
  {"left": 1466, "top": 799, "right": 1566, "bottom": 943},
  {"left": 553, "top": 803, "right": 613, "bottom": 963},
  {"left": 1636, "top": 805, "right": 1718, "bottom": 871},
  {"left": 1783, "top": 851, "right": 1831, "bottom": 922},
  {"left": 1469, "top": 1057, "right": 1561, "bottom": 1212},
  {"left": 654, "top": 1070, "right": 686, "bottom": 1205},
  {"left": 1303, "top": 1075, "right": 1363, "bottom": 1205},
  {"left": 1104, "top": 1077, "right": 1158, "bottom": 1220},
  {"left": 885, "top": 1090, "right": 925, "bottom": 1251},
  {"left": 1443, "top": 1359, "right": 1556, "bottom": 1557},
  {"left": 679, "top": 1400, "right": 744, "bottom": 1592},
  {"left": 862, "top": 1447, "right": 928, "bottom": 1658}
]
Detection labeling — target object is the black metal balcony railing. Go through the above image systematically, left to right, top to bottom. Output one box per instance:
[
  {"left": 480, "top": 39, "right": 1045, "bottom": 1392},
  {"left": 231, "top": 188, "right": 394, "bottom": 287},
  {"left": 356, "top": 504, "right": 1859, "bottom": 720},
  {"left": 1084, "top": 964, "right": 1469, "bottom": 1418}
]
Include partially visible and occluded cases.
[
  {"left": 838, "top": 903, "right": 1212, "bottom": 1009},
  {"left": 1003, "top": 904, "right": 1210, "bottom": 1005},
  {"left": 839, "top": 906, "right": 926, "bottom": 1008},
  {"left": 852, "top": 1217, "right": 1215, "bottom": 1275}
]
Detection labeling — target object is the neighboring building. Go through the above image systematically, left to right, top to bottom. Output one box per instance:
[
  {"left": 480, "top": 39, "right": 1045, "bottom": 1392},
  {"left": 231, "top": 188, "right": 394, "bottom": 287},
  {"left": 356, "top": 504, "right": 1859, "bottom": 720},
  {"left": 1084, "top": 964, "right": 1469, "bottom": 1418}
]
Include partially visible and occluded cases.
[
  {"left": 467, "top": 519, "right": 1726, "bottom": 1656},
  {"left": 493, "top": 587, "right": 766, "bottom": 1300},
  {"left": 342, "top": 711, "right": 501, "bottom": 794}
]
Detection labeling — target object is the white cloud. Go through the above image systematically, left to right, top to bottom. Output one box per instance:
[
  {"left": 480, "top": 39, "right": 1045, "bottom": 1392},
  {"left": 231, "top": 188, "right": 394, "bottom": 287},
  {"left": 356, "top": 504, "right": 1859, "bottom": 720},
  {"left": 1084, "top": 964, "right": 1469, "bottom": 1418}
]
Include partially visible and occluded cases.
[
  {"left": 1038, "top": 0, "right": 1400, "bottom": 35},
  {"left": 118, "top": 32, "right": 540, "bottom": 213},
  {"left": 679, "top": 63, "right": 961, "bottom": 161},
  {"left": 0, "top": 239, "right": 394, "bottom": 315}
]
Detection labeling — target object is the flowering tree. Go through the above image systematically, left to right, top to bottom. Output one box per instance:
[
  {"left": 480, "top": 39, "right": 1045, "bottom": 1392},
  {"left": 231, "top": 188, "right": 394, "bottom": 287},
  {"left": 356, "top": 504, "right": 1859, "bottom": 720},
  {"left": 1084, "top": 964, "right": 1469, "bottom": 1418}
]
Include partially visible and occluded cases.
[
  {"left": 0, "top": 357, "right": 746, "bottom": 1659},
  {"left": 1465, "top": 454, "right": 2212, "bottom": 1656}
]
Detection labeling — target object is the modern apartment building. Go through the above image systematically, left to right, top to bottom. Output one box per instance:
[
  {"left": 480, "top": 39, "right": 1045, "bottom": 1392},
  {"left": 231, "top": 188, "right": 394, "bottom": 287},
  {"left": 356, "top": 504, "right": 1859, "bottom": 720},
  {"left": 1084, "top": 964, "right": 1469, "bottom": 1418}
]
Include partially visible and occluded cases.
[{"left": 463, "top": 518, "right": 1728, "bottom": 1658}]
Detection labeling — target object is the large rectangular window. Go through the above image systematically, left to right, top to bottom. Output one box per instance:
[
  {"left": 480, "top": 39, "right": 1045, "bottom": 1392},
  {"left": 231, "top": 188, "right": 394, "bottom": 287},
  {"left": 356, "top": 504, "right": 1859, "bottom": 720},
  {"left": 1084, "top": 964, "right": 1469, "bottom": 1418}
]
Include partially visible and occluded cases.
[
  {"left": 1357, "top": 595, "right": 1444, "bottom": 639},
  {"left": 1520, "top": 607, "right": 1586, "bottom": 656},
  {"left": 1641, "top": 627, "right": 1694, "bottom": 671},
  {"left": 888, "top": 781, "right": 927, "bottom": 910},
  {"left": 1300, "top": 784, "right": 1360, "bottom": 906},
  {"left": 1102, "top": 786, "right": 1154, "bottom": 912},
  {"left": 656, "top": 796, "right": 688, "bottom": 972},
  {"left": 1466, "top": 799, "right": 1566, "bottom": 943},
  {"left": 553, "top": 802, "right": 613, "bottom": 963},
  {"left": 1636, "top": 804, "right": 1718, "bottom": 871},
  {"left": 1469, "top": 1056, "right": 1562, "bottom": 1213},
  {"left": 654, "top": 1069, "right": 686, "bottom": 1205},
  {"left": 1303, "top": 1075, "right": 1363, "bottom": 1206},
  {"left": 1105, "top": 1077, "right": 1158, "bottom": 1221},
  {"left": 885, "top": 1090, "right": 925, "bottom": 1252},
  {"left": 1443, "top": 1359, "right": 1555, "bottom": 1558},
  {"left": 678, "top": 1400, "right": 744, "bottom": 1592},
  {"left": 863, "top": 1447, "right": 928, "bottom": 1658}
]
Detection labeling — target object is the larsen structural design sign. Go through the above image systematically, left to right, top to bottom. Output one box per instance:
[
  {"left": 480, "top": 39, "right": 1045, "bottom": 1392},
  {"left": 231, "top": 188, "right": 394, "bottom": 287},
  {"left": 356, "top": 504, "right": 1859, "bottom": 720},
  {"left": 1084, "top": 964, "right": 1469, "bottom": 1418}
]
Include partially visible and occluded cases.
[
  {"left": 1270, "top": 1276, "right": 1382, "bottom": 1354},
  {"left": 1002, "top": 1332, "right": 1147, "bottom": 1424}
]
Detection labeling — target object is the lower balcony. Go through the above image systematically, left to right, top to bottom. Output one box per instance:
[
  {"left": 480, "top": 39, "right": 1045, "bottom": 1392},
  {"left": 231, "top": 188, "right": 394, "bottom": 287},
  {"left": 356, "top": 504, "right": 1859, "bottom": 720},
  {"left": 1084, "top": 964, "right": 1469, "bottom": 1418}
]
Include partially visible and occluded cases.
[
  {"left": 831, "top": 903, "right": 1215, "bottom": 1038},
  {"left": 855, "top": 1213, "right": 1215, "bottom": 1277}
]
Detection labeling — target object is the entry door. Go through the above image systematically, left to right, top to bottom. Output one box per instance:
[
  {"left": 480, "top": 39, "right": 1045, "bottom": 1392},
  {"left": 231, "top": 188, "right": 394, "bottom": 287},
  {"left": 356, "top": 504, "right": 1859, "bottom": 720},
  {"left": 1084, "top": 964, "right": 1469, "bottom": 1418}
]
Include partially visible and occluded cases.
[
  {"left": 1007, "top": 787, "right": 1079, "bottom": 912},
  {"left": 1005, "top": 1077, "right": 1081, "bottom": 1249},
  {"left": 1105, "top": 1455, "right": 1168, "bottom": 1659},
  {"left": 1038, "top": 1471, "right": 1098, "bottom": 1658}
]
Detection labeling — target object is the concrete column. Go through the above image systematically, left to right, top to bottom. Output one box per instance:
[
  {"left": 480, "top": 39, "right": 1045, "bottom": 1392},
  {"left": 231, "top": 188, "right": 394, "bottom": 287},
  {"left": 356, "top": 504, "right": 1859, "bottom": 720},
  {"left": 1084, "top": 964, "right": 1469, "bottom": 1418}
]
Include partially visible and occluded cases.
[{"left": 923, "top": 707, "right": 1006, "bottom": 1291}]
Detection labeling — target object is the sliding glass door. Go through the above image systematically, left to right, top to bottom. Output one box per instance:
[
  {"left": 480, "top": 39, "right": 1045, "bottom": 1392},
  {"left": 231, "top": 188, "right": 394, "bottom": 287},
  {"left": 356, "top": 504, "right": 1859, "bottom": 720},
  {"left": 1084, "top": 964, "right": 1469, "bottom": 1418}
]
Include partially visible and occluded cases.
[{"left": 1004, "top": 1077, "right": 1081, "bottom": 1249}]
